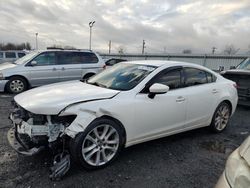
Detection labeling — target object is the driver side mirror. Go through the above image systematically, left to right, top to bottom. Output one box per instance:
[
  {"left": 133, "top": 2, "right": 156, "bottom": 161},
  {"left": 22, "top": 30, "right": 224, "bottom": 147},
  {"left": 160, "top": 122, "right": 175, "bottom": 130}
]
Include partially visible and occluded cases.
[
  {"left": 30, "top": 61, "right": 37, "bottom": 66},
  {"left": 148, "top": 83, "right": 169, "bottom": 99}
]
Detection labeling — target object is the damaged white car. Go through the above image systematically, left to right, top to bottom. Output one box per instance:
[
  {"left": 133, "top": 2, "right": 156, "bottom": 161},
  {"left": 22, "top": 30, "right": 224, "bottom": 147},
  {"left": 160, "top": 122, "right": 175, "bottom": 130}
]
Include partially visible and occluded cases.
[{"left": 8, "top": 60, "right": 238, "bottom": 179}]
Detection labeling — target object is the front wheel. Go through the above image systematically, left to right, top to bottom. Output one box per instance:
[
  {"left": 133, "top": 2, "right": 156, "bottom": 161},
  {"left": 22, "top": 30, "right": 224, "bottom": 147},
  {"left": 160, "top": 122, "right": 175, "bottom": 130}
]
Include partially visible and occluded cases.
[
  {"left": 6, "top": 76, "right": 28, "bottom": 94},
  {"left": 210, "top": 102, "right": 231, "bottom": 133},
  {"left": 70, "top": 118, "right": 124, "bottom": 170}
]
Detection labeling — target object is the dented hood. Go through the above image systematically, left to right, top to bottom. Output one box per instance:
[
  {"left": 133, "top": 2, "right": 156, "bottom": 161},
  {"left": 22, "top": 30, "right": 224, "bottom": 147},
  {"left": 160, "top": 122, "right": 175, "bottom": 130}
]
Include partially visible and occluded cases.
[{"left": 14, "top": 80, "right": 120, "bottom": 115}]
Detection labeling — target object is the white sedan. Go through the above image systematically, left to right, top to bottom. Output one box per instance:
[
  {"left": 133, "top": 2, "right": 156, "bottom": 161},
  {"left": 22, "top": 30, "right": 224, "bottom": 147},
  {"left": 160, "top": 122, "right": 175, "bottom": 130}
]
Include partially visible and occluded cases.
[{"left": 8, "top": 60, "right": 238, "bottom": 171}]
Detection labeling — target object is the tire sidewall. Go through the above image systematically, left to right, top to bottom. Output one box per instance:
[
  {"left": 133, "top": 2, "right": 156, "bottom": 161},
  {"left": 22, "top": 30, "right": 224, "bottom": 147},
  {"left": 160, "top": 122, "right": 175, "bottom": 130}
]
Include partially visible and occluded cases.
[
  {"left": 6, "top": 77, "right": 28, "bottom": 94},
  {"left": 210, "top": 102, "right": 231, "bottom": 133},
  {"left": 70, "top": 118, "right": 125, "bottom": 170}
]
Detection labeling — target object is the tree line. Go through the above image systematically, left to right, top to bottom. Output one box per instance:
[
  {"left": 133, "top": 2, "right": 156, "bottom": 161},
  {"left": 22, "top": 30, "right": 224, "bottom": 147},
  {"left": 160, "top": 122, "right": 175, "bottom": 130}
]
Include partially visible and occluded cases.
[{"left": 0, "top": 42, "right": 31, "bottom": 50}]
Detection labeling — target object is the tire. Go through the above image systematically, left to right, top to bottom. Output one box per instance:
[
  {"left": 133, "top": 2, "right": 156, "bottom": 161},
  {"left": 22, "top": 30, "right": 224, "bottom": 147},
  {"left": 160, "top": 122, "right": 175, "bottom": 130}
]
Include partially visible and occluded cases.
[
  {"left": 83, "top": 73, "right": 95, "bottom": 81},
  {"left": 6, "top": 76, "right": 28, "bottom": 94},
  {"left": 210, "top": 102, "right": 231, "bottom": 133},
  {"left": 70, "top": 118, "right": 125, "bottom": 170}
]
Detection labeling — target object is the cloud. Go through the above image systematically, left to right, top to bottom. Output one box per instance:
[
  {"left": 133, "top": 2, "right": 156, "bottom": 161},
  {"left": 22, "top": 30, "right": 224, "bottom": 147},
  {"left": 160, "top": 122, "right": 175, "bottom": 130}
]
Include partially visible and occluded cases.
[{"left": 0, "top": 0, "right": 249, "bottom": 54}]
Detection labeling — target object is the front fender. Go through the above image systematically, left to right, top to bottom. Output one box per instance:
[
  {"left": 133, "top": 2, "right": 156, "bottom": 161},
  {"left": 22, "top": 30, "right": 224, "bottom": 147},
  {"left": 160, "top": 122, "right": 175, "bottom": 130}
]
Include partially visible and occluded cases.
[{"left": 61, "top": 103, "right": 122, "bottom": 138}]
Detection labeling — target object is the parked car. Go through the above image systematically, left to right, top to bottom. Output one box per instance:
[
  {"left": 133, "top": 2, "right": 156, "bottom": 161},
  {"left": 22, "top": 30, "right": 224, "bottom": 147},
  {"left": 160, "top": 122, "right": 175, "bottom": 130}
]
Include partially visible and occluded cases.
[
  {"left": 0, "top": 49, "right": 105, "bottom": 93},
  {"left": 0, "top": 50, "right": 27, "bottom": 64},
  {"left": 104, "top": 58, "right": 127, "bottom": 67},
  {"left": 221, "top": 58, "right": 250, "bottom": 106},
  {"left": 8, "top": 61, "right": 237, "bottom": 178},
  {"left": 215, "top": 136, "right": 250, "bottom": 188}
]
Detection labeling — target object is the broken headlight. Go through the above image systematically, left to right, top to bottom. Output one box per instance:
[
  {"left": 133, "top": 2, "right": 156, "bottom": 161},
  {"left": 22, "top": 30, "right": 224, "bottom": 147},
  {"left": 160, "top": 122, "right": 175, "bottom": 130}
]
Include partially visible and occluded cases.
[{"left": 51, "top": 115, "right": 77, "bottom": 126}]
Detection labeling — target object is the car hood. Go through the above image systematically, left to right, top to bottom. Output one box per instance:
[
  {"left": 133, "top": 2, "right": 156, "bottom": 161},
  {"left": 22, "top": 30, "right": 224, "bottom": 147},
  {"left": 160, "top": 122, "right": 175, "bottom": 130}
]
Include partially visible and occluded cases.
[
  {"left": 0, "top": 62, "right": 17, "bottom": 71},
  {"left": 14, "top": 80, "right": 120, "bottom": 115}
]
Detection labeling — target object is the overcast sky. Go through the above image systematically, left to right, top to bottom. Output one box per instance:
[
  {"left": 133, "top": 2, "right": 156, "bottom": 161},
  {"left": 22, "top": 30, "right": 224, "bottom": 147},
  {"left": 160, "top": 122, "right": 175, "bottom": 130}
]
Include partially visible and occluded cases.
[{"left": 0, "top": 0, "right": 250, "bottom": 54}]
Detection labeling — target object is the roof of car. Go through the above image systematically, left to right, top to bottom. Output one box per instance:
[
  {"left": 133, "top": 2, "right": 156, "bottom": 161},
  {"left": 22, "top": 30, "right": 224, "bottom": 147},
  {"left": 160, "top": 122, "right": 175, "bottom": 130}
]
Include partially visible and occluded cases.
[
  {"left": 36, "top": 49, "right": 93, "bottom": 53},
  {"left": 126, "top": 60, "right": 198, "bottom": 67}
]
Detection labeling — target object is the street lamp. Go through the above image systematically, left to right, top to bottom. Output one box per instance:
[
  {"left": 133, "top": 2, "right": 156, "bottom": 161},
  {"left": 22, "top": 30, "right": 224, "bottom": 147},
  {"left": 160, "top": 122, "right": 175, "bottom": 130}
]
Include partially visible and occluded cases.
[
  {"left": 89, "top": 21, "right": 95, "bottom": 50},
  {"left": 35, "top": 33, "right": 38, "bottom": 50}
]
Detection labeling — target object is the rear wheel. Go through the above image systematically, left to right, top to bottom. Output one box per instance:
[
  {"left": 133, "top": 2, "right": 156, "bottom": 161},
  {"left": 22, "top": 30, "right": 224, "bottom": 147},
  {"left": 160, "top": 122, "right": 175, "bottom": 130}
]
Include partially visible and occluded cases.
[
  {"left": 6, "top": 76, "right": 28, "bottom": 94},
  {"left": 210, "top": 102, "right": 231, "bottom": 133},
  {"left": 70, "top": 118, "right": 124, "bottom": 170}
]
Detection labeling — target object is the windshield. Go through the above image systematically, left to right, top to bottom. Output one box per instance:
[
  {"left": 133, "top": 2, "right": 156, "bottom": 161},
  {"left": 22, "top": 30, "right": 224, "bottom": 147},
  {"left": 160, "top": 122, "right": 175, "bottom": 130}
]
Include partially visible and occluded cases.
[
  {"left": 14, "top": 51, "right": 39, "bottom": 65},
  {"left": 237, "top": 58, "right": 250, "bottom": 70},
  {"left": 87, "top": 63, "right": 157, "bottom": 91}
]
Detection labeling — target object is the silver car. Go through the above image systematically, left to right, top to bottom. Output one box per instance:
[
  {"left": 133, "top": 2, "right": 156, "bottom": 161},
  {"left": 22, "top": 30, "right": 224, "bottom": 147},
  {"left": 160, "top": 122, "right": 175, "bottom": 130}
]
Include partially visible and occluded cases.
[{"left": 0, "top": 50, "right": 105, "bottom": 93}]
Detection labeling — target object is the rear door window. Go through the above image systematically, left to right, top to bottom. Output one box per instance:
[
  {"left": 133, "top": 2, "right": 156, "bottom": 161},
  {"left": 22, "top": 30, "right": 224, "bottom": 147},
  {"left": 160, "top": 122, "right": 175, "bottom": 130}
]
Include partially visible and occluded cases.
[
  {"left": 0, "top": 52, "right": 3, "bottom": 59},
  {"left": 5, "top": 52, "right": 16, "bottom": 58},
  {"left": 58, "top": 52, "right": 98, "bottom": 64},
  {"left": 79, "top": 52, "right": 98, "bottom": 64},
  {"left": 184, "top": 68, "right": 207, "bottom": 86},
  {"left": 206, "top": 72, "right": 216, "bottom": 83}
]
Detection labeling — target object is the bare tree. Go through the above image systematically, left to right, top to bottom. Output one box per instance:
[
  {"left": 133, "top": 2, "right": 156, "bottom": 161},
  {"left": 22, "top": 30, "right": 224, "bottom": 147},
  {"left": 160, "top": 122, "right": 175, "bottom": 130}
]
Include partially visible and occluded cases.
[
  {"left": 0, "top": 42, "right": 31, "bottom": 50},
  {"left": 223, "top": 44, "right": 240, "bottom": 55},
  {"left": 47, "top": 45, "right": 76, "bottom": 50},
  {"left": 117, "top": 45, "right": 126, "bottom": 54}
]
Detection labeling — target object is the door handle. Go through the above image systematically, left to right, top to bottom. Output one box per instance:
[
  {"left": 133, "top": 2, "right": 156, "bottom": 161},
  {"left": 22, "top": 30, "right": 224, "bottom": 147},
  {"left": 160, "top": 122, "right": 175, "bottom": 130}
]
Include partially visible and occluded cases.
[
  {"left": 52, "top": 67, "right": 57, "bottom": 71},
  {"left": 62, "top": 67, "right": 65, "bottom": 71},
  {"left": 212, "top": 89, "right": 218, "bottom": 94},
  {"left": 176, "top": 96, "right": 185, "bottom": 102}
]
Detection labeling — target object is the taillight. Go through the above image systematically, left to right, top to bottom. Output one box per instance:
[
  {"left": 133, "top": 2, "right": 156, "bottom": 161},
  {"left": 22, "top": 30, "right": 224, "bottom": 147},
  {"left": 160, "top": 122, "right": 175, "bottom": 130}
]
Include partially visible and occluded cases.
[{"left": 233, "top": 83, "right": 238, "bottom": 89}]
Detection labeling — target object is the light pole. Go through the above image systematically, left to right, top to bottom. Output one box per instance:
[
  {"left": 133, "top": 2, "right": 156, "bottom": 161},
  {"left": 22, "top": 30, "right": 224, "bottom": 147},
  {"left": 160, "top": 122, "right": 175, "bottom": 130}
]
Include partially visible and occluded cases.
[
  {"left": 89, "top": 21, "right": 95, "bottom": 50},
  {"left": 35, "top": 33, "right": 38, "bottom": 50},
  {"left": 142, "top": 40, "right": 146, "bottom": 54}
]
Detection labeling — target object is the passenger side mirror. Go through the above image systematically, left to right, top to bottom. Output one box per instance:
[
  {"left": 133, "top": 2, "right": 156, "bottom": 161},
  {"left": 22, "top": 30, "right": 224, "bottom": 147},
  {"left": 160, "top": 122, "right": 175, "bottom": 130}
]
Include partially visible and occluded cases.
[
  {"left": 30, "top": 61, "right": 37, "bottom": 66},
  {"left": 148, "top": 83, "right": 169, "bottom": 99}
]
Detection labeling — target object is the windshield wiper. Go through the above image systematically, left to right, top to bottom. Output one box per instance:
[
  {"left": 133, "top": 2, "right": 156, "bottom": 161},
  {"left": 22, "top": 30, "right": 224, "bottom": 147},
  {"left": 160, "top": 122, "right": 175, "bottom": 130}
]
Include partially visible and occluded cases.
[{"left": 86, "top": 81, "right": 107, "bottom": 88}]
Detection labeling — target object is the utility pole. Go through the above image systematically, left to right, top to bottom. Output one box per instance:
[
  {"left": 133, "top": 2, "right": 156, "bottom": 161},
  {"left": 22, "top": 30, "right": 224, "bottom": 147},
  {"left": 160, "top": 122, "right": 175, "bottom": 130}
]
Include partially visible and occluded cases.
[
  {"left": 89, "top": 21, "right": 95, "bottom": 50},
  {"left": 35, "top": 33, "right": 38, "bottom": 50},
  {"left": 108, "top": 40, "right": 111, "bottom": 54},
  {"left": 142, "top": 40, "right": 146, "bottom": 54},
  {"left": 212, "top": 46, "right": 217, "bottom": 54}
]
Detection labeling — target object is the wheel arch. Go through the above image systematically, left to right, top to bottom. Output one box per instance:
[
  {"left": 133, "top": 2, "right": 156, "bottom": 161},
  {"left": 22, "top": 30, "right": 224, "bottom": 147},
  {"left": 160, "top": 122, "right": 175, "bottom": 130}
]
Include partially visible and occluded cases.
[
  {"left": 82, "top": 72, "right": 96, "bottom": 79},
  {"left": 4, "top": 75, "right": 30, "bottom": 91},
  {"left": 218, "top": 99, "right": 233, "bottom": 116},
  {"left": 100, "top": 115, "right": 127, "bottom": 146}
]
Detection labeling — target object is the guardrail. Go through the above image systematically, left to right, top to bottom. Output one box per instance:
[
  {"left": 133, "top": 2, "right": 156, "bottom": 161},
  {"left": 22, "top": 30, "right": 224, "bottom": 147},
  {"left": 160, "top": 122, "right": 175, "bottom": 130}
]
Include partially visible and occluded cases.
[{"left": 100, "top": 53, "right": 250, "bottom": 70}]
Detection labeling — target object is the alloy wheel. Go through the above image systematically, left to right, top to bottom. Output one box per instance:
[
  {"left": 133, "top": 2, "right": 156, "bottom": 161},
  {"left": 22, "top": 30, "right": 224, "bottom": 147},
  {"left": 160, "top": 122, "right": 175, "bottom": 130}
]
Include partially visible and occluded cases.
[
  {"left": 214, "top": 104, "right": 230, "bottom": 131},
  {"left": 81, "top": 124, "right": 119, "bottom": 166}
]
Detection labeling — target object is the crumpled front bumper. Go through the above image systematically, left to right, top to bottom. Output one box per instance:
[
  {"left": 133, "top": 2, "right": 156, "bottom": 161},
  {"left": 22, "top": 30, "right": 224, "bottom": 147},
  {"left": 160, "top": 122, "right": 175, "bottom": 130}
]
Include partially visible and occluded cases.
[
  {"left": 7, "top": 113, "right": 45, "bottom": 156},
  {"left": 7, "top": 127, "right": 44, "bottom": 156}
]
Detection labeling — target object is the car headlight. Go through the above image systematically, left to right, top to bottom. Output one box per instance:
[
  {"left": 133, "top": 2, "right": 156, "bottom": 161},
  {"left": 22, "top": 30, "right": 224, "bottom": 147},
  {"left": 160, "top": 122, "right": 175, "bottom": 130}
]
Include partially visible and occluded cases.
[
  {"left": 0, "top": 72, "right": 4, "bottom": 80},
  {"left": 239, "top": 136, "right": 250, "bottom": 166},
  {"left": 225, "top": 154, "right": 239, "bottom": 187}
]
